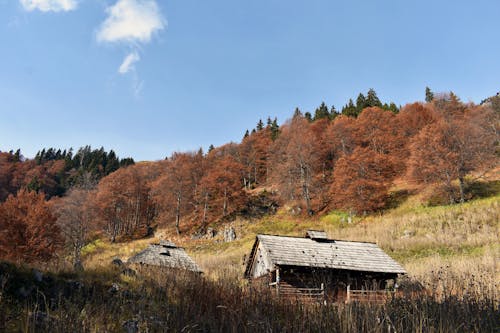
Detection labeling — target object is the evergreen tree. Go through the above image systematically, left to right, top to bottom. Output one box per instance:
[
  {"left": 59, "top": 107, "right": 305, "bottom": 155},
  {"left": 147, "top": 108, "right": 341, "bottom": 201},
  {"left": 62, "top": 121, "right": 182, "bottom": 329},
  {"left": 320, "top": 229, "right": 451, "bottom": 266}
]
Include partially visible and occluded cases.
[
  {"left": 425, "top": 86, "right": 434, "bottom": 103},
  {"left": 366, "top": 89, "right": 382, "bottom": 108},
  {"left": 356, "top": 93, "right": 367, "bottom": 115},
  {"left": 342, "top": 99, "right": 358, "bottom": 117},
  {"left": 313, "top": 102, "right": 330, "bottom": 120},
  {"left": 387, "top": 102, "right": 399, "bottom": 114},
  {"left": 330, "top": 105, "right": 338, "bottom": 120},
  {"left": 293, "top": 107, "right": 303, "bottom": 119},
  {"left": 304, "top": 112, "right": 313, "bottom": 122},
  {"left": 266, "top": 117, "right": 273, "bottom": 127},
  {"left": 270, "top": 118, "right": 280, "bottom": 141},
  {"left": 256, "top": 119, "right": 264, "bottom": 131},
  {"left": 243, "top": 129, "right": 249, "bottom": 139},
  {"left": 208, "top": 144, "right": 215, "bottom": 153},
  {"left": 13, "top": 149, "right": 21, "bottom": 162},
  {"left": 119, "top": 158, "right": 135, "bottom": 167}
]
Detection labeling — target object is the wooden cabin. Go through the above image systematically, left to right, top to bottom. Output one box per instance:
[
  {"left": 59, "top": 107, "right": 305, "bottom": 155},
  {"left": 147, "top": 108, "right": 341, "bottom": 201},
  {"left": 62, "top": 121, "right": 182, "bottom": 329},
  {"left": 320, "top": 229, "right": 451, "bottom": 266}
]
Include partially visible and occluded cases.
[
  {"left": 244, "top": 231, "right": 406, "bottom": 303},
  {"left": 128, "top": 240, "right": 202, "bottom": 273}
]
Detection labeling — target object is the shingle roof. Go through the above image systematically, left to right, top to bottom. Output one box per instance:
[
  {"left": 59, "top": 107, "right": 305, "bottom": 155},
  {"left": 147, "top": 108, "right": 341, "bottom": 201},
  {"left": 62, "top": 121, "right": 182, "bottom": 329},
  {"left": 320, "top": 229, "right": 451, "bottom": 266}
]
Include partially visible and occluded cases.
[
  {"left": 306, "top": 230, "right": 328, "bottom": 240},
  {"left": 254, "top": 234, "right": 405, "bottom": 274},
  {"left": 128, "top": 242, "right": 202, "bottom": 273}
]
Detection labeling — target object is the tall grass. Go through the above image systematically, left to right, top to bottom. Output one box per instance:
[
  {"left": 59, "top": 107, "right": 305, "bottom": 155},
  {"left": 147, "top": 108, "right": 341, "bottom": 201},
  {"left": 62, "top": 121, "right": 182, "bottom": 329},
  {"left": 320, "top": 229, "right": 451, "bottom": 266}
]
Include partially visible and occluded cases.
[{"left": 0, "top": 263, "right": 497, "bottom": 332}]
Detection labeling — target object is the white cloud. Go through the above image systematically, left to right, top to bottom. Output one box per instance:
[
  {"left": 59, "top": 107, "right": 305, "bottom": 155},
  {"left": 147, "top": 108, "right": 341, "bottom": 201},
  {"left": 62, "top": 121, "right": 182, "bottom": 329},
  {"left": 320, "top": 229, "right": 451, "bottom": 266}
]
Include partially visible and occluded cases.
[
  {"left": 20, "top": 0, "right": 78, "bottom": 12},
  {"left": 96, "top": 0, "right": 165, "bottom": 44},
  {"left": 118, "top": 51, "right": 140, "bottom": 74}
]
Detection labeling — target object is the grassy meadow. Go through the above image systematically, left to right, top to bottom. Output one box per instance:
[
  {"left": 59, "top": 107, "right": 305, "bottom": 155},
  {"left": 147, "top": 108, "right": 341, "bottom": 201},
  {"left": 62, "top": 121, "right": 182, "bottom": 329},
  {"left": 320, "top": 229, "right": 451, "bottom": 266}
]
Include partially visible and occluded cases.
[{"left": 0, "top": 187, "right": 499, "bottom": 332}]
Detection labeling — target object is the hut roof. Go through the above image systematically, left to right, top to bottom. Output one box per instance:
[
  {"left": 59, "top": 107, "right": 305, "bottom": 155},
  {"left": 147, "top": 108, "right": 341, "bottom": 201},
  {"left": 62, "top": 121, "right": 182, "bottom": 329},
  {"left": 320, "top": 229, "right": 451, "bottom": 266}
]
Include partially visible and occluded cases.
[
  {"left": 305, "top": 230, "right": 328, "bottom": 240},
  {"left": 245, "top": 233, "right": 406, "bottom": 277},
  {"left": 128, "top": 241, "right": 202, "bottom": 273}
]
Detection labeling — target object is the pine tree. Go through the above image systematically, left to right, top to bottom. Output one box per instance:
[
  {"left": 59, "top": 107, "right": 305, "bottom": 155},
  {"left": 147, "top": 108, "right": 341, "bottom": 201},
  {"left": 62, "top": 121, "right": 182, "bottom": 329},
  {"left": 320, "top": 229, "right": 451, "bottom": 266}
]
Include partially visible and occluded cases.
[
  {"left": 425, "top": 86, "right": 434, "bottom": 103},
  {"left": 366, "top": 89, "right": 382, "bottom": 108},
  {"left": 356, "top": 93, "right": 367, "bottom": 115},
  {"left": 342, "top": 99, "right": 358, "bottom": 117},
  {"left": 313, "top": 102, "right": 330, "bottom": 120},
  {"left": 388, "top": 102, "right": 399, "bottom": 114},
  {"left": 330, "top": 105, "right": 338, "bottom": 120},
  {"left": 293, "top": 107, "right": 303, "bottom": 119},
  {"left": 304, "top": 112, "right": 313, "bottom": 122},
  {"left": 266, "top": 117, "right": 273, "bottom": 127},
  {"left": 270, "top": 118, "right": 280, "bottom": 140},
  {"left": 256, "top": 119, "right": 264, "bottom": 131},
  {"left": 243, "top": 129, "right": 249, "bottom": 139}
]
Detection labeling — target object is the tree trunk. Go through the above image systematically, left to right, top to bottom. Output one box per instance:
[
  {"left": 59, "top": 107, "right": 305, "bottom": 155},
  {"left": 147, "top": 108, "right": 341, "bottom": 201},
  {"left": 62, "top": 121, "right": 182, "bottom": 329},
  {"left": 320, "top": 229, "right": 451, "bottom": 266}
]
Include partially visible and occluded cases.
[
  {"left": 300, "top": 164, "right": 312, "bottom": 215},
  {"left": 458, "top": 176, "right": 466, "bottom": 203},
  {"left": 223, "top": 188, "right": 228, "bottom": 216},
  {"left": 175, "top": 192, "right": 181, "bottom": 235},
  {"left": 202, "top": 192, "right": 209, "bottom": 225}
]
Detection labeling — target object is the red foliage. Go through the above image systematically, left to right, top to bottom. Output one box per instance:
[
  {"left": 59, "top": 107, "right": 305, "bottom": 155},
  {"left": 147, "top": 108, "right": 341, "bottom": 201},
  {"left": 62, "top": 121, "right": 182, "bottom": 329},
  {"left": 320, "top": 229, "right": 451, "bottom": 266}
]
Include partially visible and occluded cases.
[
  {"left": 407, "top": 105, "right": 498, "bottom": 203},
  {"left": 270, "top": 115, "right": 323, "bottom": 214},
  {"left": 239, "top": 129, "right": 272, "bottom": 188},
  {"left": 329, "top": 147, "right": 396, "bottom": 214},
  {"left": 152, "top": 151, "right": 204, "bottom": 234},
  {"left": 198, "top": 155, "right": 247, "bottom": 224},
  {"left": 94, "top": 165, "right": 157, "bottom": 242},
  {"left": 0, "top": 190, "right": 62, "bottom": 263}
]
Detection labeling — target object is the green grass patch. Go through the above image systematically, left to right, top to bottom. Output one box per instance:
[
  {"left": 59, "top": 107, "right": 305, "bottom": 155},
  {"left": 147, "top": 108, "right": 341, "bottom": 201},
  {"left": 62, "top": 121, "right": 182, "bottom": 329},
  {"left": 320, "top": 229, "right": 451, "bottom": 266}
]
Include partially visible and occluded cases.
[
  {"left": 81, "top": 239, "right": 107, "bottom": 257},
  {"left": 389, "top": 244, "right": 488, "bottom": 263}
]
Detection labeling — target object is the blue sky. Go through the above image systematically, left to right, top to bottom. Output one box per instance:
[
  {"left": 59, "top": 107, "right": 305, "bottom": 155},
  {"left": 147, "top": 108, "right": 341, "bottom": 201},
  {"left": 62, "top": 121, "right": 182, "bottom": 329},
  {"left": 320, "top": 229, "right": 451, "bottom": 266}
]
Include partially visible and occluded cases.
[{"left": 1, "top": 0, "right": 499, "bottom": 161}]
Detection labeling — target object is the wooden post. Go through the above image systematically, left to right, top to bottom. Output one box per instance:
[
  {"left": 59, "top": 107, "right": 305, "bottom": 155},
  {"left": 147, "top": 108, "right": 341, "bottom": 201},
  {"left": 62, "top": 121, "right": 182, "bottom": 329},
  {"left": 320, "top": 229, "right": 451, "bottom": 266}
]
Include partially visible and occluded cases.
[
  {"left": 276, "top": 266, "right": 280, "bottom": 296},
  {"left": 321, "top": 283, "right": 326, "bottom": 305},
  {"left": 346, "top": 284, "right": 350, "bottom": 303}
]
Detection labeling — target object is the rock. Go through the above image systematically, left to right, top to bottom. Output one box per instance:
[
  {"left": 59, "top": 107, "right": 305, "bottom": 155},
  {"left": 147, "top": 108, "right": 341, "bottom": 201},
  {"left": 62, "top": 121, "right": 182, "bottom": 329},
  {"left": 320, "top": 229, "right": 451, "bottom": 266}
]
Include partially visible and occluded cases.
[
  {"left": 205, "top": 227, "right": 217, "bottom": 239},
  {"left": 224, "top": 227, "right": 236, "bottom": 242},
  {"left": 402, "top": 230, "right": 415, "bottom": 238},
  {"left": 190, "top": 233, "right": 203, "bottom": 240},
  {"left": 112, "top": 258, "right": 124, "bottom": 268},
  {"left": 122, "top": 268, "right": 136, "bottom": 277},
  {"left": 32, "top": 269, "right": 43, "bottom": 282},
  {"left": 108, "top": 283, "right": 120, "bottom": 294},
  {"left": 122, "top": 319, "right": 139, "bottom": 333}
]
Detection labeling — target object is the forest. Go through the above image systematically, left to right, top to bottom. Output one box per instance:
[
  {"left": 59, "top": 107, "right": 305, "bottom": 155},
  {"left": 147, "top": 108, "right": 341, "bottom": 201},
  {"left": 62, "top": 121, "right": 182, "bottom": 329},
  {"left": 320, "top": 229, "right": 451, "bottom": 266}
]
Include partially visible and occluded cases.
[
  {"left": 0, "top": 89, "right": 498, "bottom": 267},
  {"left": 0, "top": 89, "right": 499, "bottom": 332}
]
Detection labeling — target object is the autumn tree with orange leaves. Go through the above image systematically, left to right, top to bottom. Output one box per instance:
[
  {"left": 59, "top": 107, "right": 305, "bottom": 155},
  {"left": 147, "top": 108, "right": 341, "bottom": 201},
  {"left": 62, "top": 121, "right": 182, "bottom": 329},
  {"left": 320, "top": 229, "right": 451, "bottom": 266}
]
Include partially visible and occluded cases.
[
  {"left": 407, "top": 105, "right": 498, "bottom": 203},
  {"left": 271, "top": 114, "right": 322, "bottom": 214},
  {"left": 239, "top": 128, "right": 272, "bottom": 189},
  {"left": 330, "top": 147, "right": 396, "bottom": 214},
  {"left": 153, "top": 151, "right": 204, "bottom": 234},
  {"left": 198, "top": 154, "right": 246, "bottom": 225},
  {"left": 94, "top": 165, "right": 157, "bottom": 242},
  {"left": 55, "top": 187, "right": 96, "bottom": 270},
  {"left": 0, "top": 190, "right": 63, "bottom": 263}
]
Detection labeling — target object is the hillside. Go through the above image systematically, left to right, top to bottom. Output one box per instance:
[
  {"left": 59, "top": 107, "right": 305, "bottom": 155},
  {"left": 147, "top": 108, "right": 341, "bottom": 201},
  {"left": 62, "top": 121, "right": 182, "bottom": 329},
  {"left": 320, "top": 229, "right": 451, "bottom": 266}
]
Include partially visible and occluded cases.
[
  {"left": 0, "top": 93, "right": 499, "bottom": 331},
  {"left": 81, "top": 183, "right": 499, "bottom": 298},
  {"left": 1, "top": 188, "right": 496, "bottom": 332}
]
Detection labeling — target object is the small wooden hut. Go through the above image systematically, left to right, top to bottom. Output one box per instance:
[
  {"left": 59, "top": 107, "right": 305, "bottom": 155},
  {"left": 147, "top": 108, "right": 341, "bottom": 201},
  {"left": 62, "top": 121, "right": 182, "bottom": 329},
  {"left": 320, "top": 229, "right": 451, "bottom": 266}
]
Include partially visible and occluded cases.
[
  {"left": 244, "top": 231, "right": 406, "bottom": 303},
  {"left": 128, "top": 240, "right": 202, "bottom": 273}
]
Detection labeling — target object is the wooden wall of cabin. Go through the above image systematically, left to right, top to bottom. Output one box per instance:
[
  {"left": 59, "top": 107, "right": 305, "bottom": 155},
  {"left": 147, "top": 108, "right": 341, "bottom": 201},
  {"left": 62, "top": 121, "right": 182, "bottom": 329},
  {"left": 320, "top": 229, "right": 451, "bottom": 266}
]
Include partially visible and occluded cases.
[{"left": 278, "top": 266, "right": 398, "bottom": 301}]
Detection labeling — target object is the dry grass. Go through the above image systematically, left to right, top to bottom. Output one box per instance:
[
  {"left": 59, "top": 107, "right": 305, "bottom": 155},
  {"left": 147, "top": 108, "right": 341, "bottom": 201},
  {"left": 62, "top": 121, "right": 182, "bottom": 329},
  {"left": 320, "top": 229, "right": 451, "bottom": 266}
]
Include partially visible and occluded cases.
[
  {"left": 37, "top": 191, "right": 496, "bottom": 332},
  {"left": 83, "top": 194, "right": 499, "bottom": 291},
  {"left": 0, "top": 261, "right": 497, "bottom": 333}
]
